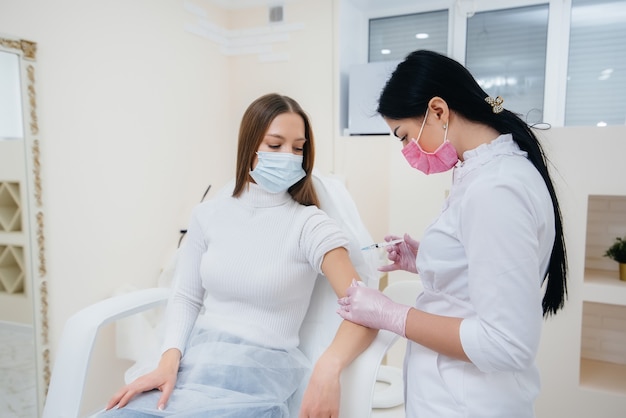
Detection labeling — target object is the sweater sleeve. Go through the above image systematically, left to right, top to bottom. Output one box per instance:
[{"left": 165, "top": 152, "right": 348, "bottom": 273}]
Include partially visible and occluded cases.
[
  {"left": 458, "top": 177, "right": 544, "bottom": 373},
  {"left": 160, "top": 204, "right": 207, "bottom": 356},
  {"left": 299, "top": 208, "right": 350, "bottom": 274}
]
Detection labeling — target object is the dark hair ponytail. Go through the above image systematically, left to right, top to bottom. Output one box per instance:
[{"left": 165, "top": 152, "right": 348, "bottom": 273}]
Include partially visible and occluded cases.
[
  {"left": 379, "top": 50, "right": 567, "bottom": 316},
  {"left": 490, "top": 110, "right": 567, "bottom": 316}
]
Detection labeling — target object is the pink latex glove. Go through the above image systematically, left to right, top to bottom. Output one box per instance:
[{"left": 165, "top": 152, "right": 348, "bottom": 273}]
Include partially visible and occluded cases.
[
  {"left": 378, "top": 233, "right": 419, "bottom": 274},
  {"left": 337, "top": 279, "right": 411, "bottom": 337}
]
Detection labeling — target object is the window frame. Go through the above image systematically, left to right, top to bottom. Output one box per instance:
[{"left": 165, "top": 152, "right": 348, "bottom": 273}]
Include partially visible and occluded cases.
[{"left": 357, "top": 0, "right": 577, "bottom": 127}]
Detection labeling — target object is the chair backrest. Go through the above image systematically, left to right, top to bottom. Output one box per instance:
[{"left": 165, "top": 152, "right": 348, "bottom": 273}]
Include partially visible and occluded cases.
[
  {"left": 298, "top": 171, "right": 380, "bottom": 361},
  {"left": 292, "top": 172, "right": 381, "bottom": 415}
]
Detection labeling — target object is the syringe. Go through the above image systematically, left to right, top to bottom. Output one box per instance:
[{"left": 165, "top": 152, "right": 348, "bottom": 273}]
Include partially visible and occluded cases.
[{"left": 361, "top": 238, "right": 404, "bottom": 251}]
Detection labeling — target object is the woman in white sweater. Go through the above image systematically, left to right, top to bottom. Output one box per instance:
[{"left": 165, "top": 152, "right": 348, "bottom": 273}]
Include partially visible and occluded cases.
[{"left": 102, "top": 93, "right": 377, "bottom": 417}]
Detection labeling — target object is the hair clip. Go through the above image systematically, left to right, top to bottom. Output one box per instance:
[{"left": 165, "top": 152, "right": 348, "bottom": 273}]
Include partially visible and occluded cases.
[{"left": 485, "top": 96, "right": 504, "bottom": 114}]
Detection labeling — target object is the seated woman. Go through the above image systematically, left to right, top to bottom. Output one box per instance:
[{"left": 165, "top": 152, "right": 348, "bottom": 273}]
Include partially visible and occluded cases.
[{"left": 100, "top": 93, "right": 378, "bottom": 417}]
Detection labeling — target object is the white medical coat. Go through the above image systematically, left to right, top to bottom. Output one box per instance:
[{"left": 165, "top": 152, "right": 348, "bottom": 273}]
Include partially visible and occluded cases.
[{"left": 405, "top": 135, "right": 555, "bottom": 418}]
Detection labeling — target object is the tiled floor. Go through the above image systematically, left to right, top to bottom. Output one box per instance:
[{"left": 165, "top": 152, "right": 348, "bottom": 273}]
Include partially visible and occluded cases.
[
  {"left": 0, "top": 321, "right": 37, "bottom": 418},
  {"left": 0, "top": 321, "right": 405, "bottom": 418}
]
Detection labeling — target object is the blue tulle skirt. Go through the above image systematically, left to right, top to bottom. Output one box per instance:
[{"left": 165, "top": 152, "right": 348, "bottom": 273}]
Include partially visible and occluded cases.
[{"left": 99, "top": 329, "right": 310, "bottom": 417}]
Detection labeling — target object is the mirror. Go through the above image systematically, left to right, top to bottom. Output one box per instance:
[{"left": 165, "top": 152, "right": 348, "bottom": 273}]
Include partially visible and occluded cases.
[{"left": 0, "top": 35, "right": 47, "bottom": 416}]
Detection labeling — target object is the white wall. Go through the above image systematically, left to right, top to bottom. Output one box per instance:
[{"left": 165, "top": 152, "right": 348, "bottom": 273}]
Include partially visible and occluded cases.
[
  {"left": 0, "top": 0, "right": 233, "bottom": 411},
  {"left": 227, "top": 1, "right": 336, "bottom": 172},
  {"left": 534, "top": 126, "right": 626, "bottom": 417}
]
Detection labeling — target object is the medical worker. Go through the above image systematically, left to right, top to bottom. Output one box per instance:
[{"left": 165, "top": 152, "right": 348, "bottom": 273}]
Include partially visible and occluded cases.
[
  {"left": 338, "top": 50, "right": 568, "bottom": 418},
  {"left": 102, "top": 93, "right": 377, "bottom": 418}
]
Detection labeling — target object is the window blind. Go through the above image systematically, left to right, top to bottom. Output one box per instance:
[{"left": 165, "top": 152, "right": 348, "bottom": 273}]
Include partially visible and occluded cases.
[
  {"left": 565, "top": 0, "right": 626, "bottom": 126},
  {"left": 466, "top": 5, "right": 549, "bottom": 125},
  {"left": 368, "top": 10, "right": 448, "bottom": 63}
]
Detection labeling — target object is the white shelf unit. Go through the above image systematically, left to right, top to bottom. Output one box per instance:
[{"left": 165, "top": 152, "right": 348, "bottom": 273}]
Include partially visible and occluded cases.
[
  {"left": 580, "top": 195, "right": 626, "bottom": 397},
  {"left": 583, "top": 269, "right": 626, "bottom": 305},
  {"left": 580, "top": 358, "right": 626, "bottom": 396}
]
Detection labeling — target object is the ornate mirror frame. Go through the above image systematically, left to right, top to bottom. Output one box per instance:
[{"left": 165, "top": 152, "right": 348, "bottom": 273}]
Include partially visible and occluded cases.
[{"left": 0, "top": 35, "right": 48, "bottom": 413}]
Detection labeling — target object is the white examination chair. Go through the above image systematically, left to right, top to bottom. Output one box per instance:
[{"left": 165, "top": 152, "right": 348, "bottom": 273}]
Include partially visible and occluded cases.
[{"left": 43, "top": 173, "right": 416, "bottom": 418}]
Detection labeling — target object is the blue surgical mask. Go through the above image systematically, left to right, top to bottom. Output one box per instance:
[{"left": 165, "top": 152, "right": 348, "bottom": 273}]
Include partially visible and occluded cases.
[{"left": 249, "top": 151, "right": 306, "bottom": 193}]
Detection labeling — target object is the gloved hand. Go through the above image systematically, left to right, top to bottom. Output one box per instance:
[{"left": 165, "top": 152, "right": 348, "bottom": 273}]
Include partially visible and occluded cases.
[
  {"left": 378, "top": 233, "right": 419, "bottom": 274},
  {"left": 337, "top": 279, "right": 411, "bottom": 337}
]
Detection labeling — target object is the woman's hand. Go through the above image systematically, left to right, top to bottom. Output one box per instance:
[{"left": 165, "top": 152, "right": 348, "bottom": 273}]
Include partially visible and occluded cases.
[
  {"left": 378, "top": 233, "right": 419, "bottom": 274},
  {"left": 337, "top": 280, "right": 411, "bottom": 337},
  {"left": 105, "top": 348, "right": 180, "bottom": 412},
  {"left": 298, "top": 356, "right": 341, "bottom": 418}
]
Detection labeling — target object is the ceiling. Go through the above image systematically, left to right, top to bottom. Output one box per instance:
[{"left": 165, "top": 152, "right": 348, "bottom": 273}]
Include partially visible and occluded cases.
[{"left": 207, "top": 0, "right": 427, "bottom": 11}]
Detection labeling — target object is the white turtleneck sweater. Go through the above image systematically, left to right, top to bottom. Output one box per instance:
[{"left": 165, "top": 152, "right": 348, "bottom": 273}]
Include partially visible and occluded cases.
[{"left": 161, "top": 183, "right": 349, "bottom": 354}]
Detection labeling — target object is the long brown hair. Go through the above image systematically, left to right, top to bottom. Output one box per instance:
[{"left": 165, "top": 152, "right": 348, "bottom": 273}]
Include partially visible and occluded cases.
[{"left": 232, "top": 93, "right": 319, "bottom": 207}]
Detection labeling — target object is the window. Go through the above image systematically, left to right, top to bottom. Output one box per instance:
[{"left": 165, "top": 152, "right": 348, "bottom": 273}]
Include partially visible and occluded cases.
[
  {"left": 343, "top": 0, "right": 626, "bottom": 134},
  {"left": 565, "top": 0, "right": 626, "bottom": 126},
  {"left": 465, "top": 5, "right": 549, "bottom": 125},
  {"left": 368, "top": 10, "right": 448, "bottom": 63}
]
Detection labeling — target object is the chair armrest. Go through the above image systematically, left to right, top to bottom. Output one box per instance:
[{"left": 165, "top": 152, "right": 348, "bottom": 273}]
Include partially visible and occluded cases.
[
  {"left": 43, "top": 287, "right": 171, "bottom": 418},
  {"left": 339, "top": 329, "right": 400, "bottom": 418}
]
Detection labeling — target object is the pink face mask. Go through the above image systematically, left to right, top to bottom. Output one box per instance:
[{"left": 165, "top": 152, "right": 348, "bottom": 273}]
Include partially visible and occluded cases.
[{"left": 401, "top": 108, "right": 459, "bottom": 175}]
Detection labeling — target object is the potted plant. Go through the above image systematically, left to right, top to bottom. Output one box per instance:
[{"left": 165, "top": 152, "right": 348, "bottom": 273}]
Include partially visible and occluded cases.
[{"left": 604, "top": 236, "right": 626, "bottom": 281}]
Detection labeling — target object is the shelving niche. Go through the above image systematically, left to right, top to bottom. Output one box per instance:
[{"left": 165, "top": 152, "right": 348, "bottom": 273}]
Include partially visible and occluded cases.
[
  {"left": 0, "top": 181, "right": 22, "bottom": 232},
  {"left": 0, "top": 181, "right": 25, "bottom": 295},
  {"left": 580, "top": 195, "right": 626, "bottom": 396},
  {"left": 0, "top": 245, "right": 25, "bottom": 295}
]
